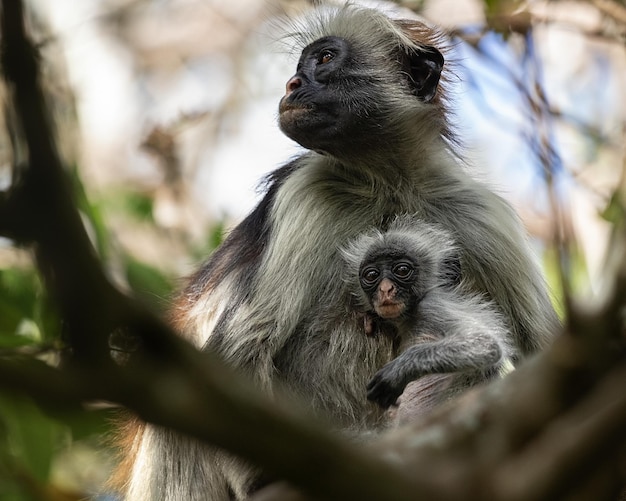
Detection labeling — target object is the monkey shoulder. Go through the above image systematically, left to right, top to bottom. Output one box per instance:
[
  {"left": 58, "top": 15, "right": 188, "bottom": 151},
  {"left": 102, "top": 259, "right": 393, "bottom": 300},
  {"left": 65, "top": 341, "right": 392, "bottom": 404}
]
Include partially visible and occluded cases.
[
  {"left": 182, "top": 159, "right": 305, "bottom": 299},
  {"left": 421, "top": 178, "right": 527, "bottom": 259}
]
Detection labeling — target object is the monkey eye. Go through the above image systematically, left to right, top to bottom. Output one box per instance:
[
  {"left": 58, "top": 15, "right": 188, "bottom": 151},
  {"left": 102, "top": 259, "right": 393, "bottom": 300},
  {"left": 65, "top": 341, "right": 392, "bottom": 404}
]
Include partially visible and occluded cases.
[
  {"left": 317, "top": 50, "right": 335, "bottom": 65},
  {"left": 392, "top": 263, "right": 414, "bottom": 280},
  {"left": 360, "top": 267, "right": 380, "bottom": 287}
]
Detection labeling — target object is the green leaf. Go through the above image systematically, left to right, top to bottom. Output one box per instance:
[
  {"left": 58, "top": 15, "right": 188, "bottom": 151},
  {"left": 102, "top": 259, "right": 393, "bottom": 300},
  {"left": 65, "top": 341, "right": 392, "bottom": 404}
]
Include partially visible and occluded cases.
[
  {"left": 484, "top": 0, "right": 500, "bottom": 16},
  {"left": 68, "top": 167, "right": 110, "bottom": 258},
  {"left": 600, "top": 191, "right": 625, "bottom": 226},
  {"left": 122, "top": 192, "right": 154, "bottom": 221},
  {"left": 191, "top": 221, "right": 225, "bottom": 260},
  {"left": 208, "top": 221, "right": 225, "bottom": 250},
  {"left": 124, "top": 256, "right": 173, "bottom": 310},
  {"left": 0, "top": 267, "right": 61, "bottom": 345},
  {"left": 0, "top": 269, "right": 40, "bottom": 339},
  {"left": 0, "top": 320, "right": 42, "bottom": 348},
  {"left": 0, "top": 394, "right": 67, "bottom": 483}
]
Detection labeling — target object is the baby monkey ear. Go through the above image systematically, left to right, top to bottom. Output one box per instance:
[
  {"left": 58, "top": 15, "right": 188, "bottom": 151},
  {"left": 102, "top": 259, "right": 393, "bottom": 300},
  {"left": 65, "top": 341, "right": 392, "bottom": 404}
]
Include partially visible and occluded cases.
[{"left": 406, "top": 46, "right": 444, "bottom": 102}]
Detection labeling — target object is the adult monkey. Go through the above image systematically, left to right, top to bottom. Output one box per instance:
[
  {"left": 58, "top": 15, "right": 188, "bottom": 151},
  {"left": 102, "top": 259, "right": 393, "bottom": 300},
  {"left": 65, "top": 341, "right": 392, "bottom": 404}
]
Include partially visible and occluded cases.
[{"left": 114, "top": 5, "right": 559, "bottom": 500}]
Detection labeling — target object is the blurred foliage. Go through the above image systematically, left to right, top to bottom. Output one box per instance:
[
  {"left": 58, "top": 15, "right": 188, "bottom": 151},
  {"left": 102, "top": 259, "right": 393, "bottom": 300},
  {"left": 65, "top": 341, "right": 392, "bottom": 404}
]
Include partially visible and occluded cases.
[
  {"left": 0, "top": 85, "right": 216, "bottom": 501},
  {"left": 0, "top": 162, "right": 178, "bottom": 499},
  {"left": 69, "top": 167, "right": 111, "bottom": 261},
  {"left": 601, "top": 190, "right": 626, "bottom": 228},
  {"left": 117, "top": 192, "right": 154, "bottom": 222},
  {"left": 202, "top": 220, "right": 226, "bottom": 259},
  {"left": 542, "top": 244, "right": 589, "bottom": 320},
  {"left": 124, "top": 256, "right": 173, "bottom": 309},
  {"left": 0, "top": 263, "right": 118, "bottom": 499},
  {"left": 0, "top": 268, "right": 60, "bottom": 348},
  {"left": 0, "top": 393, "right": 115, "bottom": 501},
  {"left": 0, "top": 394, "right": 64, "bottom": 488}
]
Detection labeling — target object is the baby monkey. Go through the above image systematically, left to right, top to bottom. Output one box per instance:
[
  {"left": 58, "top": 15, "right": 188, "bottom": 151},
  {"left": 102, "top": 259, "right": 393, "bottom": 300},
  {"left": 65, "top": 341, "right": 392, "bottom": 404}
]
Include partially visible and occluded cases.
[{"left": 343, "top": 218, "right": 515, "bottom": 409}]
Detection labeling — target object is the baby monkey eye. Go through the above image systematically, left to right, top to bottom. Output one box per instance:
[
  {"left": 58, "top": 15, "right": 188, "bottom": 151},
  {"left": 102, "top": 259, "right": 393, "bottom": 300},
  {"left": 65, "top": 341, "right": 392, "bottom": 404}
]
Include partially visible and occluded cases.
[
  {"left": 318, "top": 50, "right": 335, "bottom": 65},
  {"left": 392, "top": 263, "right": 413, "bottom": 279},
  {"left": 361, "top": 267, "right": 380, "bottom": 286}
]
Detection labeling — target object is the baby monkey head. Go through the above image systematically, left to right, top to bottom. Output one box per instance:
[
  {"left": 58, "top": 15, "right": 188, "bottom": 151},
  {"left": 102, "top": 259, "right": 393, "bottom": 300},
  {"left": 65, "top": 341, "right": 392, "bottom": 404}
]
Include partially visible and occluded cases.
[{"left": 343, "top": 217, "right": 461, "bottom": 322}]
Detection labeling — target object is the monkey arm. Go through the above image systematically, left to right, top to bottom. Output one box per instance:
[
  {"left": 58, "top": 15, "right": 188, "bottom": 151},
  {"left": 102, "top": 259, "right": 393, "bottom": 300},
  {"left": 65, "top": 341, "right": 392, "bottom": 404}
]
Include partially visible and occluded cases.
[
  {"left": 444, "top": 187, "right": 560, "bottom": 355},
  {"left": 367, "top": 289, "right": 512, "bottom": 408}
]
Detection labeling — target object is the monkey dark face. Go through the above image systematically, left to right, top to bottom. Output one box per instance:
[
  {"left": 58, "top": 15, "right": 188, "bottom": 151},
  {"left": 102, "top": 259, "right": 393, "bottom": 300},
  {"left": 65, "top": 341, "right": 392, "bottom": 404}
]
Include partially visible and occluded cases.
[
  {"left": 278, "top": 34, "right": 443, "bottom": 157},
  {"left": 279, "top": 36, "right": 372, "bottom": 155},
  {"left": 359, "top": 256, "right": 420, "bottom": 320}
]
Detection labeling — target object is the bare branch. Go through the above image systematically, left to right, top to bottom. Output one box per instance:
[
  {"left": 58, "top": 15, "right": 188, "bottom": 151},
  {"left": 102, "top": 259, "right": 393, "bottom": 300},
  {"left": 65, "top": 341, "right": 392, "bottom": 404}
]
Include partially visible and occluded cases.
[{"left": 591, "top": 0, "right": 626, "bottom": 25}]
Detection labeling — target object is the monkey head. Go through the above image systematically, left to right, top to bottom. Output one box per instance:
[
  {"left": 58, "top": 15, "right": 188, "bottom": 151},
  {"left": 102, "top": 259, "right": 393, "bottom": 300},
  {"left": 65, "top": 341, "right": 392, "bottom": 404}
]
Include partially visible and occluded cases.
[{"left": 278, "top": 7, "right": 445, "bottom": 158}]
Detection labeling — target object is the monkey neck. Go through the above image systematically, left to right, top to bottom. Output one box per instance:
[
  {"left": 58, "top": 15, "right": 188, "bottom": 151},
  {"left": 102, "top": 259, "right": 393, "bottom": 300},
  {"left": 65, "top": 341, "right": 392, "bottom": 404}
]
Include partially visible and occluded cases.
[{"left": 317, "top": 134, "right": 458, "bottom": 188}]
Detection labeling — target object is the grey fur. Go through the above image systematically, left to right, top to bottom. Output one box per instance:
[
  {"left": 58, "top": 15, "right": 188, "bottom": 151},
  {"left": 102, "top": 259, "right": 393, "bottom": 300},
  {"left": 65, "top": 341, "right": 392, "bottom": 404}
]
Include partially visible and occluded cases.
[
  {"left": 117, "top": 5, "right": 559, "bottom": 500},
  {"left": 343, "top": 218, "right": 514, "bottom": 409}
]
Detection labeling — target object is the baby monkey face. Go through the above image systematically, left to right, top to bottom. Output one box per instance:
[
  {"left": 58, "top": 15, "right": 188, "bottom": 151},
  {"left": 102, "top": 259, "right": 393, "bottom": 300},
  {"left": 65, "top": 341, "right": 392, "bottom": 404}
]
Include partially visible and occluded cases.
[{"left": 359, "top": 257, "right": 418, "bottom": 319}]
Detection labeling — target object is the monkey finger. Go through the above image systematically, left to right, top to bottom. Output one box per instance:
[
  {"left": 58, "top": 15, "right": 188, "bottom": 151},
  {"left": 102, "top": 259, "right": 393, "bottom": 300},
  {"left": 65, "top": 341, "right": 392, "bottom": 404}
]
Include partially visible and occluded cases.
[
  {"left": 363, "top": 314, "right": 376, "bottom": 337},
  {"left": 366, "top": 376, "right": 402, "bottom": 408},
  {"left": 367, "top": 386, "right": 400, "bottom": 408}
]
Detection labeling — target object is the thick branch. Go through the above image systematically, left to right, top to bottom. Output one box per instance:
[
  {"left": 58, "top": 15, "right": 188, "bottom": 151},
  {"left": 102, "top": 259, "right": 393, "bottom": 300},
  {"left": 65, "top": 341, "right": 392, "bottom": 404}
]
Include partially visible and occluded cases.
[
  {"left": 591, "top": 0, "right": 626, "bottom": 25},
  {"left": 0, "top": 349, "right": 432, "bottom": 501},
  {"left": 493, "top": 363, "right": 626, "bottom": 500}
]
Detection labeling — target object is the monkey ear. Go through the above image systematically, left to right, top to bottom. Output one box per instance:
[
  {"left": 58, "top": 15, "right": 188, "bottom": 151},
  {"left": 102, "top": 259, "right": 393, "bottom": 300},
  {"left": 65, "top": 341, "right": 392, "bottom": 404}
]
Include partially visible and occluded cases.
[{"left": 406, "top": 47, "right": 443, "bottom": 102}]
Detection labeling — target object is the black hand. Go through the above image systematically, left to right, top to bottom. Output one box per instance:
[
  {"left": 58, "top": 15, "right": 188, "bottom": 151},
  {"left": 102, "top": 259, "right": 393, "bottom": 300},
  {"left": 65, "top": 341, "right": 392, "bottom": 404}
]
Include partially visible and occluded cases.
[{"left": 366, "top": 362, "right": 407, "bottom": 408}]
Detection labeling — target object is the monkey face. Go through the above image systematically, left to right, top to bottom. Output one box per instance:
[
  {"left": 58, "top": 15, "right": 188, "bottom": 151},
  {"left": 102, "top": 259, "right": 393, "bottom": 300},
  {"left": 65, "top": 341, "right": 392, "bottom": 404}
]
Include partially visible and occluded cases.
[
  {"left": 278, "top": 36, "right": 381, "bottom": 156},
  {"left": 360, "top": 260, "right": 417, "bottom": 320}
]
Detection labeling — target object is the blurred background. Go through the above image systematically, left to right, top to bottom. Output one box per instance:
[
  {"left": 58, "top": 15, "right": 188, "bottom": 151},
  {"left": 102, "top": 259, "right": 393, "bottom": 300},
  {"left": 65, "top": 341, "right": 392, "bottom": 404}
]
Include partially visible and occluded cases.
[{"left": 0, "top": 0, "right": 624, "bottom": 498}]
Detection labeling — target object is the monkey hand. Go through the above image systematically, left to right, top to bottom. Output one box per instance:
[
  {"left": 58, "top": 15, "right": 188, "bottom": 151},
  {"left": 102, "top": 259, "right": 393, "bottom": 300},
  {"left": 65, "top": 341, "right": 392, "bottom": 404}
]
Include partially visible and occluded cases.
[
  {"left": 363, "top": 312, "right": 377, "bottom": 337},
  {"left": 366, "top": 361, "right": 411, "bottom": 409}
]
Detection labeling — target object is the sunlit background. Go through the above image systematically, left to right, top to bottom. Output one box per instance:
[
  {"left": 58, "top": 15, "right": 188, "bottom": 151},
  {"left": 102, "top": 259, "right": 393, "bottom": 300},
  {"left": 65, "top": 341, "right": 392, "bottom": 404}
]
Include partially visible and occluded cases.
[{"left": 0, "top": 0, "right": 624, "bottom": 498}]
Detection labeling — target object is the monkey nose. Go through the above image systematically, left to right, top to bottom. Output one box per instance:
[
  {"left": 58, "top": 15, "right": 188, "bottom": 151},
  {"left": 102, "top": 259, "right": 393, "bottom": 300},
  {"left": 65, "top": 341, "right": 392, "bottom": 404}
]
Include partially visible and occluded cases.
[
  {"left": 285, "top": 76, "right": 302, "bottom": 96},
  {"left": 380, "top": 278, "right": 395, "bottom": 294}
]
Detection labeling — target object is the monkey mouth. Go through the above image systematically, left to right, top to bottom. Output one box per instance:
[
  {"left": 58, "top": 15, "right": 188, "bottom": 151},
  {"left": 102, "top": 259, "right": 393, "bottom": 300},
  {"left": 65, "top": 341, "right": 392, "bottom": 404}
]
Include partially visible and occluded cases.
[
  {"left": 279, "top": 101, "right": 312, "bottom": 117},
  {"left": 376, "top": 302, "right": 405, "bottom": 319}
]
